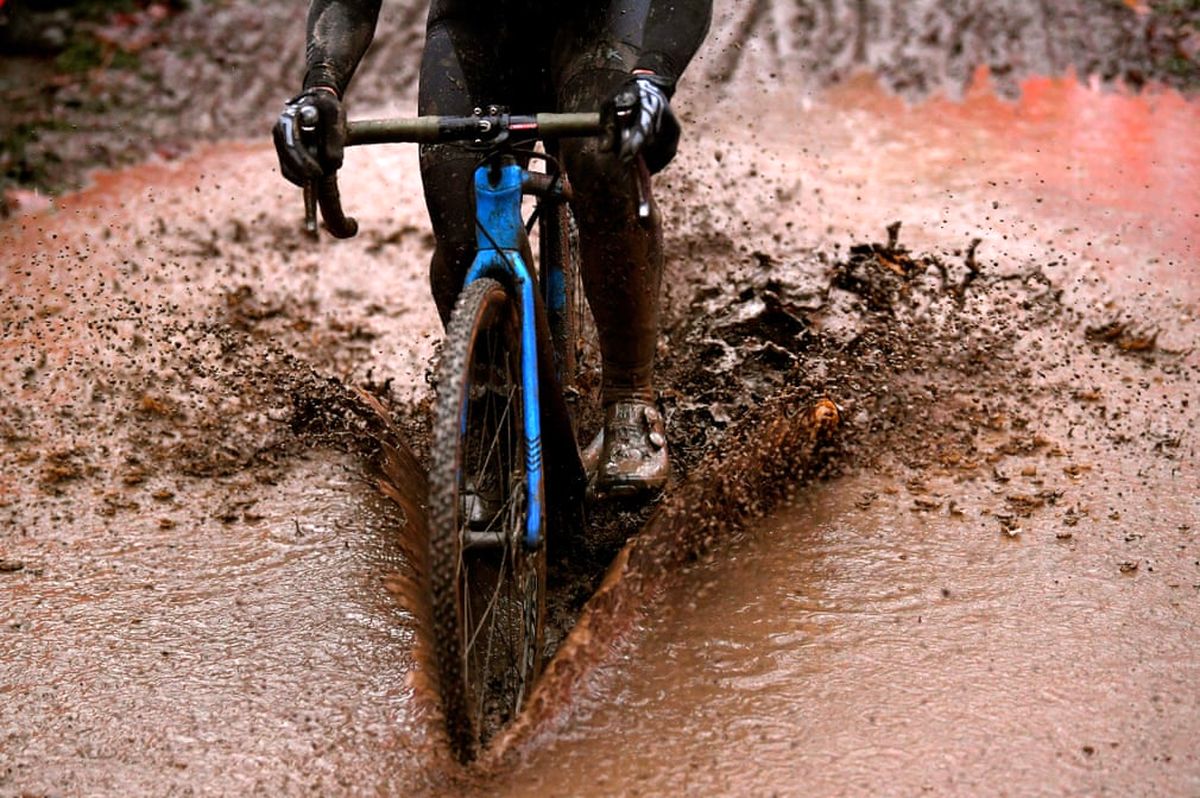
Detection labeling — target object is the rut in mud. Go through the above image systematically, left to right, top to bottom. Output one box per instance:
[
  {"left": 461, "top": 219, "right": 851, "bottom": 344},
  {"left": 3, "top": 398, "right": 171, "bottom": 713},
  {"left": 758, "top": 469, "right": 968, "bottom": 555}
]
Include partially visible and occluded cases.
[{"left": 2, "top": 0, "right": 1199, "bottom": 794}]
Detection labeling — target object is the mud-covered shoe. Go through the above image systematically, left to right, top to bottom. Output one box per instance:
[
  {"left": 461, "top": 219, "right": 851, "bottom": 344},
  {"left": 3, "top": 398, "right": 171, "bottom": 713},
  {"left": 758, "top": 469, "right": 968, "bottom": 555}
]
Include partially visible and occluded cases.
[{"left": 588, "top": 399, "right": 669, "bottom": 499}]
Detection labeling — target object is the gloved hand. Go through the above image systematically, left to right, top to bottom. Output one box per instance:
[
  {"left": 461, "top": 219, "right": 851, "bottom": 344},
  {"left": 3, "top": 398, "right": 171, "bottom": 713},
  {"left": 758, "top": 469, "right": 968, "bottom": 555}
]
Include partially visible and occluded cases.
[
  {"left": 609, "top": 72, "right": 680, "bottom": 174},
  {"left": 272, "top": 87, "right": 346, "bottom": 186}
]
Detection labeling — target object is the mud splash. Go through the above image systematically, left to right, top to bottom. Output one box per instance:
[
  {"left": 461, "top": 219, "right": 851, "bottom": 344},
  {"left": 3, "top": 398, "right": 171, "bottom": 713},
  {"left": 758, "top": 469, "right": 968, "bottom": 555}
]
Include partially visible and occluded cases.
[
  {"left": 475, "top": 55, "right": 1199, "bottom": 798},
  {"left": 6, "top": 72, "right": 1198, "bottom": 793},
  {"left": 1, "top": 141, "right": 454, "bottom": 793},
  {"left": 479, "top": 253, "right": 1198, "bottom": 792},
  {"left": 484, "top": 397, "right": 839, "bottom": 765},
  {"left": 485, "top": 458, "right": 1199, "bottom": 796}
]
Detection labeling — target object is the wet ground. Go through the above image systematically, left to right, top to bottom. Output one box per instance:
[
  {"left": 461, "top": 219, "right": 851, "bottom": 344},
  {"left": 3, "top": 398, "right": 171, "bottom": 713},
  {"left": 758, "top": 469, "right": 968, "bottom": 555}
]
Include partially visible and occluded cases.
[
  {"left": 3, "top": 0, "right": 1199, "bottom": 795},
  {"left": 477, "top": 69, "right": 1199, "bottom": 795},
  {"left": 1, "top": 140, "right": 451, "bottom": 793},
  {"left": 2, "top": 459, "right": 436, "bottom": 794},
  {"left": 489, "top": 464, "right": 1198, "bottom": 796}
]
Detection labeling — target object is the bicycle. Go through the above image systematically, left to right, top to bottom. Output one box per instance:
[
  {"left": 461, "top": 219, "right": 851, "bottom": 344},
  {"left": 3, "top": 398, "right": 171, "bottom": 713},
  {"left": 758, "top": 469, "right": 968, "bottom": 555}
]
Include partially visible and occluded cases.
[{"left": 298, "top": 106, "right": 633, "bottom": 761}]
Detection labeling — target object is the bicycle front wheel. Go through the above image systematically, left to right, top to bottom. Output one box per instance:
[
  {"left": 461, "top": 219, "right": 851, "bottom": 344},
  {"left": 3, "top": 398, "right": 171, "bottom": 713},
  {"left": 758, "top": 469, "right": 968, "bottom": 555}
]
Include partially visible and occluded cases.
[{"left": 428, "top": 277, "right": 546, "bottom": 762}]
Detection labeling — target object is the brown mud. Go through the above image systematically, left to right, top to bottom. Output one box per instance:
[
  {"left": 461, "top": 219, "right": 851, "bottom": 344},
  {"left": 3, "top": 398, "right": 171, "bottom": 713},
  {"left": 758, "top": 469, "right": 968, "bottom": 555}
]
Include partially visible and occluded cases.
[
  {"left": 3, "top": 0, "right": 1200, "bottom": 795},
  {"left": 475, "top": 53, "right": 1200, "bottom": 795},
  {"left": 485, "top": 397, "right": 841, "bottom": 766}
]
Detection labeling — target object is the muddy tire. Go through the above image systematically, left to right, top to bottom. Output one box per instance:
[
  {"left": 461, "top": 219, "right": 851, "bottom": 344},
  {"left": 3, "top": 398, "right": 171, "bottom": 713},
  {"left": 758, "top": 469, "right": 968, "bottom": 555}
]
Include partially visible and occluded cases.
[{"left": 428, "top": 277, "right": 546, "bottom": 762}]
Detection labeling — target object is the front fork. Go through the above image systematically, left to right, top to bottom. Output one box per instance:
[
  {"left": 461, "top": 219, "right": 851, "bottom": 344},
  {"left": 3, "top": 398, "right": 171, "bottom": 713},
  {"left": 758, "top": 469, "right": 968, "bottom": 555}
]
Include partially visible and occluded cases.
[{"left": 463, "top": 161, "right": 546, "bottom": 550}]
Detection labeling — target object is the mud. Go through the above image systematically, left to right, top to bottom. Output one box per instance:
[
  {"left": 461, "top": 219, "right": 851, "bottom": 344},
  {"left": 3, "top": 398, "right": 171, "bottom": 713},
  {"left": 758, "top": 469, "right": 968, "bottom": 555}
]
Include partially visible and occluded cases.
[
  {"left": 2, "top": 0, "right": 1200, "bottom": 794},
  {"left": 703, "top": 0, "right": 1200, "bottom": 99},
  {"left": 478, "top": 57, "right": 1200, "bottom": 796},
  {"left": 0, "top": 142, "right": 453, "bottom": 792},
  {"left": 483, "top": 271, "right": 1199, "bottom": 792},
  {"left": 485, "top": 397, "right": 840, "bottom": 766},
  {"left": 2, "top": 458, "right": 442, "bottom": 795},
  {"left": 486, "top": 461, "right": 1199, "bottom": 796}
]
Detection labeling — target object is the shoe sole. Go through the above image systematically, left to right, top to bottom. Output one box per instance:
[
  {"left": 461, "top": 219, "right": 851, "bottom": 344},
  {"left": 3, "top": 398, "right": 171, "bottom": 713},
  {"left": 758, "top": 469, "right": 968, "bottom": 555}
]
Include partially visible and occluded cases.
[{"left": 587, "top": 478, "right": 667, "bottom": 502}]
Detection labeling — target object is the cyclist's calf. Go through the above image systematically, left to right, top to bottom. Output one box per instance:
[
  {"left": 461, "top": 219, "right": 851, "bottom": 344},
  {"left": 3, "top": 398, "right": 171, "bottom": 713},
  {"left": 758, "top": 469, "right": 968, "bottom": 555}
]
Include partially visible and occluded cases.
[{"left": 559, "top": 134, "right": 663, "bottom": 407}]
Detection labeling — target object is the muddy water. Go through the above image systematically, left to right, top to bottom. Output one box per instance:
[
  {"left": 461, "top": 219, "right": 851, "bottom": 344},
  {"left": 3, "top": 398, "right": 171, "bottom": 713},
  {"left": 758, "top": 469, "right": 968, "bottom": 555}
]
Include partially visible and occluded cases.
[
  {"left": 484, "top": 76, "right": 1200, "bottom": 794},
  {"left": 1, "top": 143, "right": 452, "bottom": 793},
  {"left": 1, "top": 456, "right": 440, "bottom": 794},
  {"left": 491, "top": 459, "right": 1199, "bottom": 796}
]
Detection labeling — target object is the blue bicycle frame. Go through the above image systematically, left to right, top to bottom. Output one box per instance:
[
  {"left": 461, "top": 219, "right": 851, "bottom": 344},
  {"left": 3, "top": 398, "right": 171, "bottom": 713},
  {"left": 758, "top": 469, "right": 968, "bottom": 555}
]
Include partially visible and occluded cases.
[
  {"left": 307, "top": 111, "right": 604, "bottom": 553},
  {"left": 462, "top": 160, "right": 563, "bottom": 550}
]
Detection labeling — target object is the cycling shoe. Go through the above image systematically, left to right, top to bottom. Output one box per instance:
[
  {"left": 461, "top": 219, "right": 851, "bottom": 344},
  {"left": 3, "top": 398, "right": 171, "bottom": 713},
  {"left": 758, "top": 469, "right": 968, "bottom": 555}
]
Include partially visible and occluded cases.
[{"left": 585, "top": 399, "right": 669, "bottom": 499}]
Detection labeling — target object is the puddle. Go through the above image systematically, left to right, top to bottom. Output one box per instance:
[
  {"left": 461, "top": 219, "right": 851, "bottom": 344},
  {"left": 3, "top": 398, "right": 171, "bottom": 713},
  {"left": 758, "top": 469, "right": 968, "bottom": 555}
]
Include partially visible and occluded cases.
[
  {"left": 3, "top": 1, "right": 1198, "bottom": 789},
  {"left": 479, "top": 72, "right": 1199, "bottom": 793},
  {"left": 0, "top": 455, "right": 446, "bottom": 795},
  {"left": 488, "top": 455, "right": 1198, "bottom": 796}
]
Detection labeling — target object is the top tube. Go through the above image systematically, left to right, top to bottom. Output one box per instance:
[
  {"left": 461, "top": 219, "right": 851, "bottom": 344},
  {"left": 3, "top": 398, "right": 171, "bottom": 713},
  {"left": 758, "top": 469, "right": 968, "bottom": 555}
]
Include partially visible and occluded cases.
[{"left": 345, "top": 112, "right": 604, "bottom": 147}]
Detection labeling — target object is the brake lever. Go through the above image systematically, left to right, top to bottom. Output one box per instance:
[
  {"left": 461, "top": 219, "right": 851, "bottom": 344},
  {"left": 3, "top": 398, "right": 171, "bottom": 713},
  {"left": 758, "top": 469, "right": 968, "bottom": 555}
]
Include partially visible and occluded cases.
[
  {"left": 610, "top": 89, "right": 654, "bottom": 227},
  {"left": 299, "top": 104, "right": 321, "bottom": 238},
  {"left": 294, "top": 105, "right": 357, "bottom": 239},
  {"left": 634, "top": 155, "right": 653, "bottom": 226},
  {"left": 303, "top": 182, "right": 319, "bottom": 238}
]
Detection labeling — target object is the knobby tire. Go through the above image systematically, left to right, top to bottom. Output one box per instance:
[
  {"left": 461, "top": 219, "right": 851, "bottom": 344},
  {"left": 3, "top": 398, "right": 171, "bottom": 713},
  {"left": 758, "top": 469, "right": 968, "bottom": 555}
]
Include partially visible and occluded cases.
[{"left": 429, "top": 277, "right": 546, "bottom": 763}]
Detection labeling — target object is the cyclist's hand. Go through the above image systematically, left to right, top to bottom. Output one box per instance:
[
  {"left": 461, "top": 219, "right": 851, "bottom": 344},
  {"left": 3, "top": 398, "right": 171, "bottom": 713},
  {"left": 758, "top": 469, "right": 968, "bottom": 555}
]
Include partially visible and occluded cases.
[
  {"left": 608, "top": 72, "right": 680, "bottom": 174},
  {"left": 272, "top": 87, "right": 346, "bottom": 186}
]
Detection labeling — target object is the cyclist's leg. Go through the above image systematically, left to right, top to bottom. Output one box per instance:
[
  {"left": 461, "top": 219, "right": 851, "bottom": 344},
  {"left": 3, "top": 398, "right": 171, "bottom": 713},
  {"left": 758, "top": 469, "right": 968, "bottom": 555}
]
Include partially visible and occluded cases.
[{"left": 554, "top": 1, "right": 670, "bottom": 495}]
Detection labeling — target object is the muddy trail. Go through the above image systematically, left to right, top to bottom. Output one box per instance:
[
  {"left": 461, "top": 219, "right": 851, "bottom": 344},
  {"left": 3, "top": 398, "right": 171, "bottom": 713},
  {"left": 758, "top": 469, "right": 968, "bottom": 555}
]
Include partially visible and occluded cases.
[
  {"left": 2, "top": 0, "right": 1197, "bottom": 201},
  {"left": 3, "top": 0, "right": 1200, "bottom": 795}
]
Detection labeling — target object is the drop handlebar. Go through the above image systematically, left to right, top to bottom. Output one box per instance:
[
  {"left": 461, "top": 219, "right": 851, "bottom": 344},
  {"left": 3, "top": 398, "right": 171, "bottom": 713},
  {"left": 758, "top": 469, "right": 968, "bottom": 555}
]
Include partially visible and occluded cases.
[{"left": 305, "top": 111, "right": 605, "bottom": 239}]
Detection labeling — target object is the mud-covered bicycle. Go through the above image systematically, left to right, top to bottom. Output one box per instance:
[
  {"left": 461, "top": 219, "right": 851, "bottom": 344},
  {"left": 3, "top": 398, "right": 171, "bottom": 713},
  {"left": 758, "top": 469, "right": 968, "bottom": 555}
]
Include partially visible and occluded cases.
[{"left": 298, "top": 106, "right": 633, "bottom": 761}]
